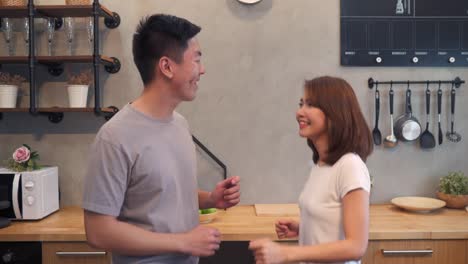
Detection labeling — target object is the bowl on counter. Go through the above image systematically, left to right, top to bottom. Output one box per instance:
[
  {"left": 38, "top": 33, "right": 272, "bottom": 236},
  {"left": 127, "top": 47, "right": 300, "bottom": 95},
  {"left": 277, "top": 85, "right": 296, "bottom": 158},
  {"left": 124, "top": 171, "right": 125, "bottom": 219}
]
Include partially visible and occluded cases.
[
  {"left": 436, "top": 192, "right": 468, "bottom": 209},
  {"left": 391, "top": 196, "right": 446, "bottom": 212},
  {"left": 199, "top": 208, "right": 218, "bottom": 224}
]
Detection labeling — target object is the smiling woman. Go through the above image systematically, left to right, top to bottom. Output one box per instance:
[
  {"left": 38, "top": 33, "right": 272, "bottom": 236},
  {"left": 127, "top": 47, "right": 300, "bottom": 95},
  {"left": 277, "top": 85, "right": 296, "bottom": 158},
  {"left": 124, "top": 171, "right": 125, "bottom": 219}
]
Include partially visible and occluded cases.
[
  {"left": 249, "top": 76, "right": 373, "bottom": 264},
  {"left": 302, "top": 77, "right": 373, "bottom": 165}
]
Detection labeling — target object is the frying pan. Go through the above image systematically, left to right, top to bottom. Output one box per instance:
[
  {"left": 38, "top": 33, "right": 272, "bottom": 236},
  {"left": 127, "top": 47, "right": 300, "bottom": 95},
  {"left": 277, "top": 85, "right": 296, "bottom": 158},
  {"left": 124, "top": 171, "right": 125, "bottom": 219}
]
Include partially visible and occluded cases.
[{"left": 394, "top": 85, "right": 421, "bottom": 141}]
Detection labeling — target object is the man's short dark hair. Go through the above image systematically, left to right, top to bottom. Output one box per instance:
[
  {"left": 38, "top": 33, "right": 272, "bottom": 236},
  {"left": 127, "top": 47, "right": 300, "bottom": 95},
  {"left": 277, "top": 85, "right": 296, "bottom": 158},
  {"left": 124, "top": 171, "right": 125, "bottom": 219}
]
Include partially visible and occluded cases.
[{"left": 132, "top": 14, "right": 201, "bottom": 85}]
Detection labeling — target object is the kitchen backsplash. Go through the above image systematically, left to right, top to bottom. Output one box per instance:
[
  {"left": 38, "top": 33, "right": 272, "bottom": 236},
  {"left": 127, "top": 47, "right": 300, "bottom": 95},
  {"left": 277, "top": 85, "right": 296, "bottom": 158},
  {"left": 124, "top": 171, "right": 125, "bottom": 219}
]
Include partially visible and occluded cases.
[{"left": 0, "top": 0, "right": 466, "bottom": 205}]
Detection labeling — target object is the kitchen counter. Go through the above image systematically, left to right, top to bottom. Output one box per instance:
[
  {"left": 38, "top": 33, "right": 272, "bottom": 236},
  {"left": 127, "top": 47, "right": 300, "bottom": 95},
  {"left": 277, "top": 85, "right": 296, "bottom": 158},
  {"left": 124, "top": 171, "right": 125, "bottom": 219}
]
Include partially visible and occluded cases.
[{"left": 0, "top": 204, "right": 467, "bottom": 242}]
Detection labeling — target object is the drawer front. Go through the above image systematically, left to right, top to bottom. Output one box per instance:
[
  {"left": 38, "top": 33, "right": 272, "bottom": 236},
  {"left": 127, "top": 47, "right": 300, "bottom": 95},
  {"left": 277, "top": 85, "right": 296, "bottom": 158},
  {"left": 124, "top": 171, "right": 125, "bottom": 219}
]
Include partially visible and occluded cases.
[
  {"left": 365, "top": 240, "right": 467, "bottom": 264},
  {"left": 371, "top": 240, "right": 433, "bottom": 264},
  {"left": 429, "top": 240, "right": 466, "bottom": 264},
  {"left": 42, "top": 242, "right": 111, "bottom": 264},
  {"left": 361, "top": 242, "right": 373, "bottom": 264}
]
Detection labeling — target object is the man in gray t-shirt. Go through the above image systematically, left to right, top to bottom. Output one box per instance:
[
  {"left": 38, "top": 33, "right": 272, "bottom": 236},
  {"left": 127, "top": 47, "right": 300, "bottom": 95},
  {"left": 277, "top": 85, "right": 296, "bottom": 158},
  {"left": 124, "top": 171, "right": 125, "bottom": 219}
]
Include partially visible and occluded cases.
[{"left": 82, "top": 14, "right": 241, "bottom": 264}]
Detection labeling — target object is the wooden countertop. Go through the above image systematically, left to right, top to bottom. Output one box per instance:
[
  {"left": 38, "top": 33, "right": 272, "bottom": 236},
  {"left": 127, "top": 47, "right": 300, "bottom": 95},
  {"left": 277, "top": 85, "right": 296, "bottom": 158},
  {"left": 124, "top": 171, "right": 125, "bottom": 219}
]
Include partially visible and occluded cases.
[
  {"left": 0, "top": 204, "right": 467, "bottom": 242},
  {"left": 369, "top": 204, "right": 468, "bottom": 240},
  {"left": 0, "top": 207, "right": 85, "bottom": 242}
]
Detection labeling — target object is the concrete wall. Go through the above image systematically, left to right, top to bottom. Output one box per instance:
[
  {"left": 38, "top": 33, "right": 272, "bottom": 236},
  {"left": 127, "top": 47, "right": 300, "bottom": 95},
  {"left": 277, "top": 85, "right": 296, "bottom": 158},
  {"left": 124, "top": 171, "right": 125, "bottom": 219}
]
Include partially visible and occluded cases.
[{"left": 0, "top": 0, "right": 466, "bottom": 206}]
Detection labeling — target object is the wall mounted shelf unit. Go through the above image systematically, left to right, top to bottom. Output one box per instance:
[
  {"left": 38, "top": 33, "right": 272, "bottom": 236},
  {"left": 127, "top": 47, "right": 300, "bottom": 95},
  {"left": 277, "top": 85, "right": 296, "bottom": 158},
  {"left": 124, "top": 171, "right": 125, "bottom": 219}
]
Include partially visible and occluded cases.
[{"left": 0, "top": 0, "right": 121, "bottom": 123}]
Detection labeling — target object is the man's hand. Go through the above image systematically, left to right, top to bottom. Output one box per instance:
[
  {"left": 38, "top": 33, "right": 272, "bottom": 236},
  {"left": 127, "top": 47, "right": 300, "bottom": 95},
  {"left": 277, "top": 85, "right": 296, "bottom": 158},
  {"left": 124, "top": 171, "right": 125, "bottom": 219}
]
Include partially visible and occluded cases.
[
  {"left": 209, "top": 176, "right": 240, "bottom": 209},
  {"left": 180, "top": 225, "right": 221, "bottom": 257}
]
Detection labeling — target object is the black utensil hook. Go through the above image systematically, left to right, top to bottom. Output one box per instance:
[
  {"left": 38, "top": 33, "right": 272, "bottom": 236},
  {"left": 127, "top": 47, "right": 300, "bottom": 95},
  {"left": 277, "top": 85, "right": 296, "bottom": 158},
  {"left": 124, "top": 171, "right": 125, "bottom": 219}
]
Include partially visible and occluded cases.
[
  {"left": 389, "top": 81, "right": 394, "bottom": 115},
  {"left": 405, "top": 81, "right": 413, "bottom": 115},
  {"left": 425, "top": 81, "right": 431, "bottom": 118},
  {"left": 437, "top": 81, "right": 442, "bottom": 95},
  {"left": 450, "top": 82, "right": 456, "bottom": 126},
  {"left": 375, "top": 83, "right": 380, "bottom": 127}
]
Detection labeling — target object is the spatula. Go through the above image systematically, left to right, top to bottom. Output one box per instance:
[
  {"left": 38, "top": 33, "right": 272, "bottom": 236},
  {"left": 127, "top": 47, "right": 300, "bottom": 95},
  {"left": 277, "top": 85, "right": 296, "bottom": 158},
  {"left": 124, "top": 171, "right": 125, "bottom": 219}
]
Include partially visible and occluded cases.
[
  {"left": 420, "top": 83, "right": 435, "bottom": 149},
  {"left": 437, "top": 83, "right": 443, "bottom": 145},
  {"left": 372, "top": 84, "right": 382, "bottom": 145}
]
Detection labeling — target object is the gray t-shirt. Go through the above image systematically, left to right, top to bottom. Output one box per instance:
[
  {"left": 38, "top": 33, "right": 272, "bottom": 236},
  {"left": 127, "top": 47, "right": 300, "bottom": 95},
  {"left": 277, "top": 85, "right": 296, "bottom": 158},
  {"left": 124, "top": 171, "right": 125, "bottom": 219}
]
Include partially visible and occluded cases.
[{"left": 82, "top": 104, "right": 199, "bottom": 264}]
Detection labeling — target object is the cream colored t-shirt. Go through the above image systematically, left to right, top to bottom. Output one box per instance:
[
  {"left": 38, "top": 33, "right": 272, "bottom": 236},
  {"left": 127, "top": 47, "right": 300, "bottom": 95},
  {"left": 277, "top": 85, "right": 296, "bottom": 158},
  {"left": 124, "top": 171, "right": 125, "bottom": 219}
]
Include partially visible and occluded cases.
[{"left": 298, "top": 153, "right": 370, "bottom": 264}]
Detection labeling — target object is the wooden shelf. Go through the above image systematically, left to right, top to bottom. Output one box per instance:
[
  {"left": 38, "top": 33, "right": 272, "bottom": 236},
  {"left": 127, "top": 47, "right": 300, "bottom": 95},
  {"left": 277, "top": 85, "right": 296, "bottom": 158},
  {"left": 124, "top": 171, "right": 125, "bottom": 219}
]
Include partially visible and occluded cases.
[
  {"left": 0, "top": 4, "right": 114, "bottom": 18},
  {"left": 37, "top": 5, "right": 114, "bottom": 18},
  {"left": 0, "top": 6, "right": 27, "bottom": 18},
  {"left": 0, "top": 55, "right": 109, "bottom": 64},
  {"left": 0, "top": 55, "right": 121, "bottom": 75},
  {"left": 38, "top": 55, "right": 93, "bottom": 64},
  {"left": 0, "top": 56, "right": 29, "bottom": 64},
  {"left": 0, "top": 56, "right": 120, "bottom": 75},
  {"left": 0, "top": 107, "right": 115, "bottom": 113}
]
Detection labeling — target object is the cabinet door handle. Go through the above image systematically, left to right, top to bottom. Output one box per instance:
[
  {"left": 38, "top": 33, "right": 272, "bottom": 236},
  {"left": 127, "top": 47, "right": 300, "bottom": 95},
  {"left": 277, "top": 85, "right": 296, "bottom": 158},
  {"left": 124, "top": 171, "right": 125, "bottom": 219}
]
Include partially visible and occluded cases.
[
  {"left": 382, "top": 249, "right": 433, "bottom": 256},
  {"left": 56, "top": 251, "right": 107, "bottom": 257}
]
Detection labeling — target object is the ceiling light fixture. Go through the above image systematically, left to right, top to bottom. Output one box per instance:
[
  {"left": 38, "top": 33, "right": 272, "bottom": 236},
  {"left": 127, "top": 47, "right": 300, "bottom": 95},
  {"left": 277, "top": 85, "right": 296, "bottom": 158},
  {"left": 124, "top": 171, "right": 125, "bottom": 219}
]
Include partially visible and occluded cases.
[{"left": 237, "top": 0, "right": 263, "bottom": 5}]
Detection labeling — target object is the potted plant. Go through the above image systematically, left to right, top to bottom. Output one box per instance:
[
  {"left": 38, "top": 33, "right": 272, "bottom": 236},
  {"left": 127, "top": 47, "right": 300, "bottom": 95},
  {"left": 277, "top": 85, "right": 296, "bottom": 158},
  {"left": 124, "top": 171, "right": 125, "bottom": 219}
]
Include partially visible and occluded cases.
[
  {"left": 67, "top": 69, "right": 93, "bottom": 108},
  {"left": 0, "top": 72, "right": 26, "bottom": 108},
  {"left": 5, "top": 144, "right": 41, "bottom": 172},
  {"left": 436, "top": 171, "right": 468, "bottom": 209}
]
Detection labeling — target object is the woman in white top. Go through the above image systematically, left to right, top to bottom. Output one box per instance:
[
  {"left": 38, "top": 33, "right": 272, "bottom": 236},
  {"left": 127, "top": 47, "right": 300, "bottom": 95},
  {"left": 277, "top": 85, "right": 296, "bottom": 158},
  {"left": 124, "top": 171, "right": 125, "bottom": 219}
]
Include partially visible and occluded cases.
[{"left": 250, "top": 76, "right": 373, "bottom": 264}]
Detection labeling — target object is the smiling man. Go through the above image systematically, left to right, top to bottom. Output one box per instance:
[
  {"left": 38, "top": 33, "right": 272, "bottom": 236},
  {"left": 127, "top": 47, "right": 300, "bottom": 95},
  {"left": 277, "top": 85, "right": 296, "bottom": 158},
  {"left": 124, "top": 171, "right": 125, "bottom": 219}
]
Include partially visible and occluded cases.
[{"left": 82, "top": 14, "right": 241, "bottom": 264}]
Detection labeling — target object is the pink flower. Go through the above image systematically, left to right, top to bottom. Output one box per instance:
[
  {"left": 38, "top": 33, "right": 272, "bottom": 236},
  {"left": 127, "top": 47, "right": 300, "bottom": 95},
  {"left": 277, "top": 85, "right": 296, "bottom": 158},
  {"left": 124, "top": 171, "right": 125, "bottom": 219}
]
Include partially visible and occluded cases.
[{"left": 12, "top": 146, "right": 30, "bottom": 163}]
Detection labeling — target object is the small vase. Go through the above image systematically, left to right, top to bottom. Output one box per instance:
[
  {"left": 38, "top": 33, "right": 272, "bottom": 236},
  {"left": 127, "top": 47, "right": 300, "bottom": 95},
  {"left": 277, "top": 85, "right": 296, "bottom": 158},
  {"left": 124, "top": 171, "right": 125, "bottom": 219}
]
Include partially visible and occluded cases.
[
  {"left": 0, "top": 84, "right": 18, "bottom": 108},
  {"left": 67, "top": 84, "right": 89, "bottom": 108},
  {"left": 436, "top": 191, "right": 468, "bottom": 209}
]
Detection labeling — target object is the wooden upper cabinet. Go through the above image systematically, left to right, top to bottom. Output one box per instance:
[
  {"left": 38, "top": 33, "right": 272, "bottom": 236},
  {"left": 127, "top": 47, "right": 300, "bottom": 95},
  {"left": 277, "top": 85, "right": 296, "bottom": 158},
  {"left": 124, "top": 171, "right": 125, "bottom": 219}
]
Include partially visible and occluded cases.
[
  {"left": 363, "top": 240, "right": 467, "bottom": 264},
  {"left": 42, "top": 242, "right": 111, "bottom": 264}
]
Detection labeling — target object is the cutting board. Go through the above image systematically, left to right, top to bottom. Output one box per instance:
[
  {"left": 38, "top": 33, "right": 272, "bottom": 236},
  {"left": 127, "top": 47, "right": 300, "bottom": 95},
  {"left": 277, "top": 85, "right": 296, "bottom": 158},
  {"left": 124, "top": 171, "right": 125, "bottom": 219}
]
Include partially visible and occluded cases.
[{"left": 254, "top": 204, "right": 300, "bottom": 217}]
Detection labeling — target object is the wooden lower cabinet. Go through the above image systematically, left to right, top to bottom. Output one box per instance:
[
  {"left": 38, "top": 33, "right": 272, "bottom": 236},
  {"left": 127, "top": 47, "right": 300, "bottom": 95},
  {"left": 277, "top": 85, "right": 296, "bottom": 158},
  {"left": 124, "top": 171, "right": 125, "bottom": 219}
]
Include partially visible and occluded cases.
[
  {"left": 40, "top": 240, "right": 467, "bottom": 264},
  {"left": 362, "top": 240, "right": 467, "bottom": 264},
  {"left": 200, "top": 241, "right": 254, "bottom": 264},
  {"left": 361, "top": 241, "right": 374, "bottom": 264},
  {"left": 42, "top": 242, "right": 111, "bottom": 264}
]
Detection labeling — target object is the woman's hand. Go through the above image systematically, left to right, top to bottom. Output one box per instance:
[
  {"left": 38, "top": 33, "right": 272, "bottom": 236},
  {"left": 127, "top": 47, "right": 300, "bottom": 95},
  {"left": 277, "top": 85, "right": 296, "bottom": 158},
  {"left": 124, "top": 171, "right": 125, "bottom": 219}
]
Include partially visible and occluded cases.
[
  {"left": 275, "top": 219, "right": 299, "bottom": 239},
  {"left": 249, "top": 239, "right": 289, "bottom": 264}
]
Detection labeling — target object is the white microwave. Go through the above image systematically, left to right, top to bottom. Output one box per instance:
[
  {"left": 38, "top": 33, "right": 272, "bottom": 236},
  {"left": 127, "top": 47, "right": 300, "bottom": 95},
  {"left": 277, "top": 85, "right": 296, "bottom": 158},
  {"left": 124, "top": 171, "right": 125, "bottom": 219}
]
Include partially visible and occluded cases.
[{"left": 0, "top": 167, "right": 59, "bottom": 220}]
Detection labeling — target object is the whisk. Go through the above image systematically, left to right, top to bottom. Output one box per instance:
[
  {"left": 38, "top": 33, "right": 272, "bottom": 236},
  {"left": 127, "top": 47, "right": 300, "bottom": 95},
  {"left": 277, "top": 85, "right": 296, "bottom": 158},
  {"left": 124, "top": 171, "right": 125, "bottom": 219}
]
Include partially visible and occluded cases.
[{"left": 446, "top": 83, "right": 461, "bottom": 143}]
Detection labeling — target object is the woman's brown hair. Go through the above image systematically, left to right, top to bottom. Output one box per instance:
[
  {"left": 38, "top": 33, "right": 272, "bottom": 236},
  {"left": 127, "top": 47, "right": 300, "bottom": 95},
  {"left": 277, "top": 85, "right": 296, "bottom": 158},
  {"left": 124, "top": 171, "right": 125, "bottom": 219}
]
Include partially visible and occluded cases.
[{"left": 304, "top": 76, "right": 373, "bottom": 165}]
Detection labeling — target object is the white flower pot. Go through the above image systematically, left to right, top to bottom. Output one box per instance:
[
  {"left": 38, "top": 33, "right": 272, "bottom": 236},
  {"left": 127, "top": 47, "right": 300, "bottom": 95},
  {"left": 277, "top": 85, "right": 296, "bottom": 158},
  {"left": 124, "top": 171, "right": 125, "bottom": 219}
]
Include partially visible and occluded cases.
[
  {"left": 0, "top": 84, "right": 18, "bottom": 108},
  {"left": 67, "top": 84, "right": 89, "bottom": 108}
]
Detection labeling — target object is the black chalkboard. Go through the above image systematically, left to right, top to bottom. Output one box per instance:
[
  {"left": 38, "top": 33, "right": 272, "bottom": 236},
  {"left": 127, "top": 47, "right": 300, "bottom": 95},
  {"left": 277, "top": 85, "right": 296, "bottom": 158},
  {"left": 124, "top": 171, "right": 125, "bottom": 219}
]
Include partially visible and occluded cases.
[{"left": 341, "top": 0, "right": 468, "bottom": 66}]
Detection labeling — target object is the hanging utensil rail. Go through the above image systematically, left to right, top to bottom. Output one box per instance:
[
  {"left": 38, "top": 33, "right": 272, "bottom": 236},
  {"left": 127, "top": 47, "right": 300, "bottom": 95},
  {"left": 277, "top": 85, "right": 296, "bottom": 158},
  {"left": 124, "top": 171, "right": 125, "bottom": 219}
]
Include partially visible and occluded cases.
[{"left": 368, "top": 77, "right": 465, "bottom": 89}]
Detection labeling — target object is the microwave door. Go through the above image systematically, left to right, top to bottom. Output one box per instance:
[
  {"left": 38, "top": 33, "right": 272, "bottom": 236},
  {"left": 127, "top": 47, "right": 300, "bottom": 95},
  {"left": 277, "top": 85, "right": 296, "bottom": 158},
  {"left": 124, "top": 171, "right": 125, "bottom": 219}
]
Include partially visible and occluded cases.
[
  {"left": 0, "top": 173, "right": 22, "bottom": 219},
  {"left": 12, "top": 173, "right": 22, "bottom": 219}
]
